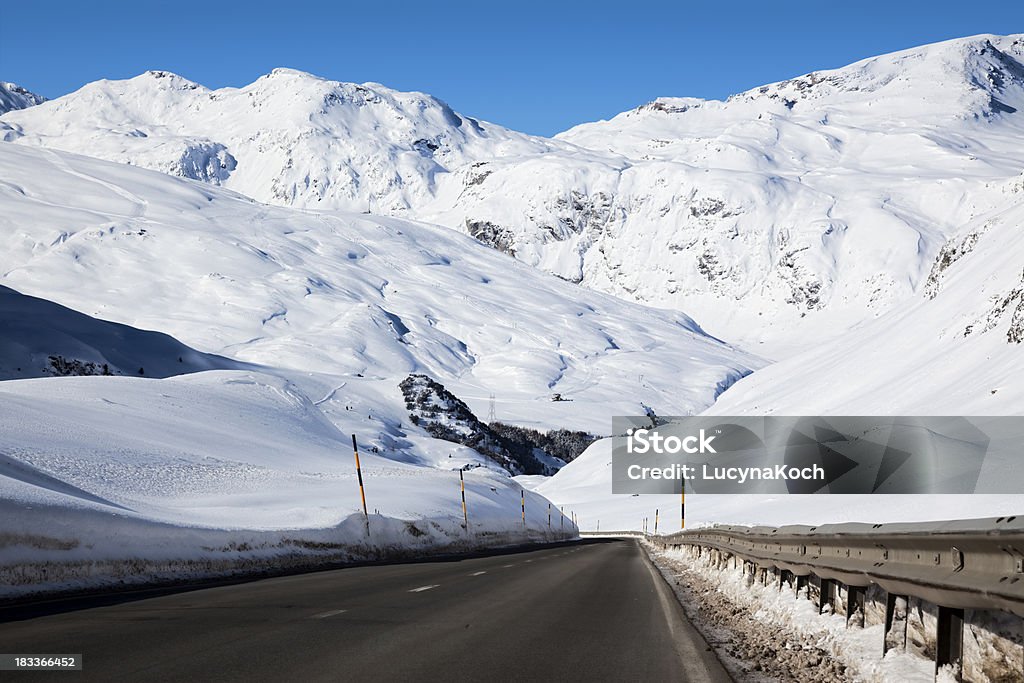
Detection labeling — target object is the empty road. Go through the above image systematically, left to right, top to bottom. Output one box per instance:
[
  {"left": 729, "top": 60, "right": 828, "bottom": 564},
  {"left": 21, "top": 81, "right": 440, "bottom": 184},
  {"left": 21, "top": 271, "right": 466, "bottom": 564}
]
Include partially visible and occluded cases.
[{"left": 0, "top": 539, "right": 731, "bottom": 682}]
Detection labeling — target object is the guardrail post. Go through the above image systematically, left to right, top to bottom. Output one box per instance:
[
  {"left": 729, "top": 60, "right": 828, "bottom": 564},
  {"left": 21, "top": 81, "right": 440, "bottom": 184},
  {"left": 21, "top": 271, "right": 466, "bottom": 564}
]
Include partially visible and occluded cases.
[
  {"left": 779, "top": 569, "right": 790, "bottom": 592},
  {"left": 795, "top": 574, "right": 807, "bottom": 599},
  {"left": 818, "top": 578, "right": 835, "bottom": 614},
  {"left": 846, "top": 586, "right": 866, "bottom": 628},
  {"left": 884, "top": 593, "right": 909, "bottom": 654},
  {"left": 935, "top": 606, "right": 964, "bottom": 682}
]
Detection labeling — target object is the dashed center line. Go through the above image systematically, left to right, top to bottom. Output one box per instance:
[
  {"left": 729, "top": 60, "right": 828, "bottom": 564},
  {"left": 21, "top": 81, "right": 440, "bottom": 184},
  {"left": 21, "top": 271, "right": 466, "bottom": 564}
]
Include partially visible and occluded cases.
[
  {"left": 502, "top": 564, "right": 515, "bottom": 568},
  {"left": 470, "top": 571, "right": 487, "bottom": 576},
  {"left": 409, "top": 584, "right": 440, "bottom": 592},
  {"left": 311, "top": 609, "right": 347, "bottom": 619}
]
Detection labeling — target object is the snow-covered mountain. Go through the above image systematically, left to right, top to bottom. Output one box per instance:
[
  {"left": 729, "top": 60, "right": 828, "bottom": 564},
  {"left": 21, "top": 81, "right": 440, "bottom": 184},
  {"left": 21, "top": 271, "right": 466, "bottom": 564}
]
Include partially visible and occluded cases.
[
  {"left": 3, "top": 34, "right": 1023, "bottom": 542},
  {"left": 431, "top": 34, "right": 1024, "bottom": 352},
  {"left": 5, "top": 35, "right": 1023, "bottom": 353},
  {"left": 0, "top": 68, "right": 559, "bottom": 213},
  {"left": 0, "top": 82, "right": 45, "bottom": 114},
  {"left": 0, "top": 141, "right": 756, "bottom": 589},
  {"left": 0, "top": 143, "right": 756, "bottom": 439},
  {"left": 530, "top": 173, "right": 1024, "bottom": 530}
]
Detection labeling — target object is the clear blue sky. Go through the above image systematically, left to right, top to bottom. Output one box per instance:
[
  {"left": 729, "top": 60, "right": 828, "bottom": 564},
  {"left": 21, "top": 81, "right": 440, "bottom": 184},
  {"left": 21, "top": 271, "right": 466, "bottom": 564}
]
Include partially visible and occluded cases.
[{"left": 2, "top": 1, "right": 1022, "bottom": 135}]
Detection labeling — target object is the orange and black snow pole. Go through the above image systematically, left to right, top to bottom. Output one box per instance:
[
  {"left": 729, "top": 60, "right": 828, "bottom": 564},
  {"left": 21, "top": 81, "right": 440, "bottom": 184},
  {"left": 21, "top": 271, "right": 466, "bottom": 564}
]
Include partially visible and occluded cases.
[
  {"left": 352, "top": 434, "right": 369, "bottom": 537},
  {"left": 459, "top": 469, "right": 468, "bottom": 529},
  {"left": 681, "top": 481, "right": 686, "bottom": 530},
  {"left": 521, "top": 488, "right": 526, "bottom": 527}
]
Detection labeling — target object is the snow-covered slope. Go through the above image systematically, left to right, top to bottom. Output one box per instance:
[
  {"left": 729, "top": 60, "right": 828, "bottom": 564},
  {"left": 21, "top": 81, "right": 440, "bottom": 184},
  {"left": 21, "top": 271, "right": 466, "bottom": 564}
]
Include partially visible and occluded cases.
[
  {"left": 431, "top": 34, "right": 1024, "bottom": 352},
  {"left": 7, "top": 36, "right": 1023, "bottom": 353},
  {"left": 0, "top": 82, "right": 45, "bottom": 114},
  {"left": 0, "top": 143, "right": 756, "bottom": 438},
  {"left": 0, "top": 143, "right": 758, "bottom": 594},
  {"left": 705, "top": 176, "right": 1024, "bottom": 416},
  {"left": 531, "top": 179, "right": 1024, "bottom": 529},
  {"left": 532, "top": 181, "right": 1024, "bottom": 529},
  {"left": 0, "top": 284, "right": 245, "bottom": 380}
]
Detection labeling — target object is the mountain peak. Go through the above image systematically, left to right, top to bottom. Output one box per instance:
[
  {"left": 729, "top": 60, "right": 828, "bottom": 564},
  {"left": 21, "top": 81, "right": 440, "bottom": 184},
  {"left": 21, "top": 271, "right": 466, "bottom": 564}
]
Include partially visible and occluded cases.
[
  {"left": 264, "top": 67, "right": 325, "bottom": 81},
  {"left": 135, "top": 70, "right": 204, "bottom": 91},
  {"left": 0, "top": 81, "right": 46, "bottom": 114}
]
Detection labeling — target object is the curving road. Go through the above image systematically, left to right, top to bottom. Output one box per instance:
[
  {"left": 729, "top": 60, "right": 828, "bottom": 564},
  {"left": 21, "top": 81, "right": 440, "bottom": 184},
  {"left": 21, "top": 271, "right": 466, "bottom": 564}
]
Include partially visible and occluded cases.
[{"left": 0, "top": 539, "right": 731, "bottom": 682}]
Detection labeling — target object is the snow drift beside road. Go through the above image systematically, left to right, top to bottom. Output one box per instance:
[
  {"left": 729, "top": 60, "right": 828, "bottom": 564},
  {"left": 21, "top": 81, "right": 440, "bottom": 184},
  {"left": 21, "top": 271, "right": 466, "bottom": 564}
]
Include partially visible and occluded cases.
[{"left": 0, "top": 370, "right": 576, "bottom": 599}]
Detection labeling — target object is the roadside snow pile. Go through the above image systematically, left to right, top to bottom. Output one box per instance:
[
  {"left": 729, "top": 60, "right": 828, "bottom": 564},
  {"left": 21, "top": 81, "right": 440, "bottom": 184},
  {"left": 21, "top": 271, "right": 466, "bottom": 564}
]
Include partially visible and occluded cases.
[
  {"left": 0, "top": 371, "right": 575, "bottom": 600},
  {"left": 649, "top": 544, "right": 1023, "bottom": 683}
]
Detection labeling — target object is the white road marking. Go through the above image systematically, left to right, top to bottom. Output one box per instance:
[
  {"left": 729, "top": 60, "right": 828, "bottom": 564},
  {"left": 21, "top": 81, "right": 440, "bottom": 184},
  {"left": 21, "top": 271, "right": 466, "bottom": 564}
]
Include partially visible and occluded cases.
[
  {"left": 502, "top": 564, "right": 515, "bottom": 568},
  {"left": 470, "top": 571, "right": 487, "bottom": 576},
  {"left": 409, "top": 584, "right": 440, "bottom": 592},
  {"left": 311, "top": 609, "right": 347, "bottom": 618}
]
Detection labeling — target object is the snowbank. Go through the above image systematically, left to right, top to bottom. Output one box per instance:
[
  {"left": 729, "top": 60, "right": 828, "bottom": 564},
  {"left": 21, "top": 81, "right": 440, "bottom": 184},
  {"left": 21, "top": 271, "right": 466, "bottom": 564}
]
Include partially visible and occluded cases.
[{"left": 0, "top": 371, "right": 576, "bottom": 599}]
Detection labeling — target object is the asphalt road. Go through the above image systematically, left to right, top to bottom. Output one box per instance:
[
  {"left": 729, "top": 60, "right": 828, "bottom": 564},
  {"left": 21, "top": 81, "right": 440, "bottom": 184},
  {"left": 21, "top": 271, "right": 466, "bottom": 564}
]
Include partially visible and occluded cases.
[{"left": 0, "top": 539, "right": 731, "bottom": 682}]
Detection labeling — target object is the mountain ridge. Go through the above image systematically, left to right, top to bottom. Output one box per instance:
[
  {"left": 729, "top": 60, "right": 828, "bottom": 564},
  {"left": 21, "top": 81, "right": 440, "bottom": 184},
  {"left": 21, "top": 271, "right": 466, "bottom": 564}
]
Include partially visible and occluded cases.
[{"left": 3, "top": 33, "right": 1023, "bottom": 356}]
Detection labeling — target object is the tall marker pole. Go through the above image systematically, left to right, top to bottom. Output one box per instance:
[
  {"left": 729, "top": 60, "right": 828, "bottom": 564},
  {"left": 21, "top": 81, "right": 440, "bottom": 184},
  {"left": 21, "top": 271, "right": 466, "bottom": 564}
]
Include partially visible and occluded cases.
[
  {"left": 352, "top": 434, "right": 369, "bottom": 537},
  {"left": 459, "top": 469, "right": 468, "bottom": 529},
  {"left": 681, "top": 480, "right": 686, "bottom": 530},
  {"left": 521, "top": 488, "right": 526, "bottom": 528},
  {"left": 547, "top": 502, "right": 551, "bottom": 529},
  {"left": 560, "top": 506, "right": 564, "bottom": 530},
  {"left": 655, "top": 508, "right": 659, "bottom": 535}
]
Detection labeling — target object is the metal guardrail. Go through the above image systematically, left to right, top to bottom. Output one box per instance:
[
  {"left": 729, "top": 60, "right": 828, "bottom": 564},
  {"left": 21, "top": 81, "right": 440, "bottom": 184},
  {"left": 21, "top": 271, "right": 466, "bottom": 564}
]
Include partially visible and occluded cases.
[
  {"left": 650, "top": 515, "right": 1024, "bottom": 618},
  {"left": 579, "top": 530, "right": 644, "bottom": 537}
]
